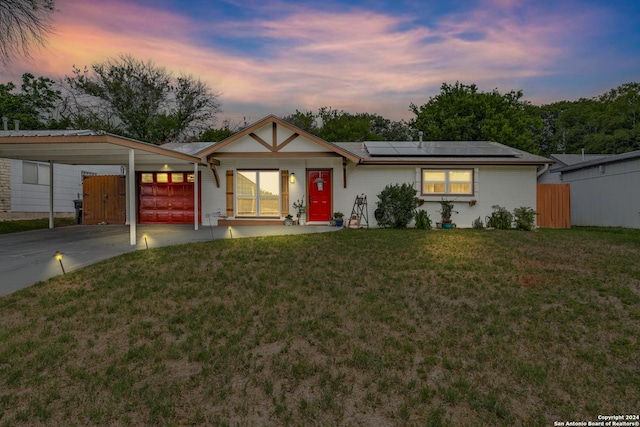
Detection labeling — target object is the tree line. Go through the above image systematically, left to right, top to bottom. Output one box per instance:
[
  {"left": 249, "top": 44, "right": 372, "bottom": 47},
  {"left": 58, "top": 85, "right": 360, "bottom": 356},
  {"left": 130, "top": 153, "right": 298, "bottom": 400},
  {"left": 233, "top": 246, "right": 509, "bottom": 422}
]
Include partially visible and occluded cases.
[
  {"left": 1, "top": 1, "right": 638, "bottom": 156},
  {"left": 1, "top": 55, "right": 638, "bottom": 156}
]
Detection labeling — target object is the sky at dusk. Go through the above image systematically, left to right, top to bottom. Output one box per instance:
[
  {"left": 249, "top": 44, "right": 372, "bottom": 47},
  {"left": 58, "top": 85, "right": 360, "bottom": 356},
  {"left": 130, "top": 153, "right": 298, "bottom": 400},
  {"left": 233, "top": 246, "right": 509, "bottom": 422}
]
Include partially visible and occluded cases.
[{"left": 3, "top": 0, "right": 640, "bottom": 125}]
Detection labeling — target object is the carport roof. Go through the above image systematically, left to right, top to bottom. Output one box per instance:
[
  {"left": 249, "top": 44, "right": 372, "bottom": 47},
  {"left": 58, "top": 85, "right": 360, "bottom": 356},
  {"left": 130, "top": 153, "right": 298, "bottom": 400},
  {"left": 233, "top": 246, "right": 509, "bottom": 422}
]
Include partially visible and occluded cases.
[{"left": 0, "top": 130, "right": 204, "bottom": 165}]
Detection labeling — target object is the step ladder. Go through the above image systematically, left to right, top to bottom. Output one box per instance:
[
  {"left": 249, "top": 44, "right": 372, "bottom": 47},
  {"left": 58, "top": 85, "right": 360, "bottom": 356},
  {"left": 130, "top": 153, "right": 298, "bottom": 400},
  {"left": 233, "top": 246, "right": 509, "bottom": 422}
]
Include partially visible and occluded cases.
[{"left": 348, "top": 194, "right": 369, "bottom": 228}]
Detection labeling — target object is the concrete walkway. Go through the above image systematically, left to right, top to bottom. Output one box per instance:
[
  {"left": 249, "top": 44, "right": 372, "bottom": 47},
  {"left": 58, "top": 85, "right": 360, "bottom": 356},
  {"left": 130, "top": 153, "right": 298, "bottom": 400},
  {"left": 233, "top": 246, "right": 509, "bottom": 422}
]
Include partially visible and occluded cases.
[{"left": 0, "top": 224, "right": 338, "bottom": 297}]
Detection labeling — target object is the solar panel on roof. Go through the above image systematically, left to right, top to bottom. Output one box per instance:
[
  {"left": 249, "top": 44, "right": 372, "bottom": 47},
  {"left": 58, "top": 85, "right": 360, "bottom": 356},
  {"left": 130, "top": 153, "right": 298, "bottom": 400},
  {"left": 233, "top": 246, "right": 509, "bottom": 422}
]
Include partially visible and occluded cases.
[{"left": 364, "top": 141, "right": 518, "bottom": 157}]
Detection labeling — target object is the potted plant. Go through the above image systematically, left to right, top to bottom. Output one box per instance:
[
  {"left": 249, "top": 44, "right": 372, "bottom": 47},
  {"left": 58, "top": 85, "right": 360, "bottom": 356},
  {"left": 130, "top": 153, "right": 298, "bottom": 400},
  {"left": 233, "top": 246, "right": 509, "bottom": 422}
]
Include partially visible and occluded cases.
[
  {"left": 293, "top": 196, "right": 306, "bottom": 225},
  {"left": 439, "top": 199, "right": 457, "bottom": 229},
  {"left": 333, "top": 211, "right": 344, "bottom": 227},
  {"left": 284, "top": 214, "right": 294, "bottom": 226}
]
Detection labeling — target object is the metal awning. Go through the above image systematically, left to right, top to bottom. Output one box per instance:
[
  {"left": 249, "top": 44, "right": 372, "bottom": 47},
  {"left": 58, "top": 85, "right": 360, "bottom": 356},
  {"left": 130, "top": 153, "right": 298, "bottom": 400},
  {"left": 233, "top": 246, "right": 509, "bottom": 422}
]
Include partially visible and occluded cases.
[
  {"left": 0, "top": 130, "right": 205, "bottom": 245},
  {"left": 0, "top": 130, "right": 203, "bottom": 165}
]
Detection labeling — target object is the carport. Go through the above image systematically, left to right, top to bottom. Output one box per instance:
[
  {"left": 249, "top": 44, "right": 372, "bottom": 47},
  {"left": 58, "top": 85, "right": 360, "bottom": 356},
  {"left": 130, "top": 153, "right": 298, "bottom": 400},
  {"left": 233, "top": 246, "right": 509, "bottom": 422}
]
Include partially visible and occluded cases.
[{"left": 0, "top": 130, "right": 205, "bottom": 245}]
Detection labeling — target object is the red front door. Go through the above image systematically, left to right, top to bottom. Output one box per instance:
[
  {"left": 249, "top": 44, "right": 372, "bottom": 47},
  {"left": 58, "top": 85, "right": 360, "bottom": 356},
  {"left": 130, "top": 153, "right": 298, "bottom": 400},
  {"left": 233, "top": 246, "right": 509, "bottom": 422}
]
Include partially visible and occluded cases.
[{"left": 307, "top": 170, "right": 332, "bottom": 222}]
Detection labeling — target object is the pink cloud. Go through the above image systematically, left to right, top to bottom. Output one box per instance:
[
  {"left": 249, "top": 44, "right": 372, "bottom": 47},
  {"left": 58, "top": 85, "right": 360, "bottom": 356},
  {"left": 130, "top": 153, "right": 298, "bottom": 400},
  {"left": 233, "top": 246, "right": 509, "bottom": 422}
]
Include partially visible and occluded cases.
[{"left": 3, "top": 0, "right": 605, "bottom": 121}]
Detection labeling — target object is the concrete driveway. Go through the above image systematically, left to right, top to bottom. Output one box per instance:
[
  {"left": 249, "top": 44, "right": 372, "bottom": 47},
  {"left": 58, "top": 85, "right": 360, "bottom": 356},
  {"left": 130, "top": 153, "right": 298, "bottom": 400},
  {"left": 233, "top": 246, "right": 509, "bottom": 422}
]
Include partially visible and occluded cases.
[{"left": 0, "top": 224, "right": 338, "bottom": 297}]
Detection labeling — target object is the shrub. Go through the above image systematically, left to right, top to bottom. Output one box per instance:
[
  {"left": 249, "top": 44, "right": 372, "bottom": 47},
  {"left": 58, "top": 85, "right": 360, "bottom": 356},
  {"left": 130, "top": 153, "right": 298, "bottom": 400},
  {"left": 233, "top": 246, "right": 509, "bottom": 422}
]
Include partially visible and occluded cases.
[
  {"left": 375, "top": 183, "right": 420, "bottom": 228},
  {"left": 486, "top": 205, "right": 513, "bottom": 229},
  {"left": 513, "top": 206, "right": 537, "bottom": 231},
  {"left": 415, "top": 209, "right": 432, "bottom": 230},
  {"left": 472, "top": 216, "right": 484, "bottom": 229}
]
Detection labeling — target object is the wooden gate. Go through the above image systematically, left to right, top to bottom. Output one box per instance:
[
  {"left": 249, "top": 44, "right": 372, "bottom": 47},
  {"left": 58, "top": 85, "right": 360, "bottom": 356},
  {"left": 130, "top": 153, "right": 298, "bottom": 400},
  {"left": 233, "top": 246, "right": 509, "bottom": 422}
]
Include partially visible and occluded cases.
[
  {"left": 82, "top": 175, "right": 126, "bottom": 225},
  {"left": 537, "top": 184, "right": 570, "bottom": 228}
]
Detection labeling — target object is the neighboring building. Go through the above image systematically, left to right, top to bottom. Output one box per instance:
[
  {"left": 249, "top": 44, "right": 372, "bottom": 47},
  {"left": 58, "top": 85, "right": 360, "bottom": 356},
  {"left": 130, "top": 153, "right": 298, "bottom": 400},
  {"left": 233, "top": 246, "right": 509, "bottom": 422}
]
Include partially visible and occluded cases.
[
  {"left": 557, "top": 150, "right": 640, "bottom": 228},
  {"left": 537, "top": 154, "right": 612, "bottom": 184},
  {"left": 0, "top": 158, "right": 121, "bottom": 220}
]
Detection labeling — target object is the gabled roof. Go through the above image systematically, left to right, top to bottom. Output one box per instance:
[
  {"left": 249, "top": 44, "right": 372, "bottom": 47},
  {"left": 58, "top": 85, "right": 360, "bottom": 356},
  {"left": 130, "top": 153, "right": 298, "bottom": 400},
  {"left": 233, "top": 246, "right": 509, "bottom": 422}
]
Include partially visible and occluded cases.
[
  {"left": 198, "top": 115, "right": 361, "bottom": 163},
  {"left": 198, "top": 115, "right": 551, "bottom": 166},
  {"left": 0, "top": 130, "right": 204, "bottom": 165},
  {"left": 557, "top": 149, "right": 640, "bottom": 173}
]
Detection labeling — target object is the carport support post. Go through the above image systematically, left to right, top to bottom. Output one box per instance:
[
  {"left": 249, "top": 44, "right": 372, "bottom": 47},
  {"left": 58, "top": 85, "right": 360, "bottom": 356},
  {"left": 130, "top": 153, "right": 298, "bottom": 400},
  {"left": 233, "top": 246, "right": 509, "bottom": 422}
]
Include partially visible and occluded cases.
[
  {"left": 129, "top": 149, "right": 136, "bottom": 245},
  {"left": 48, "top": 161, "right": 54, "bottom": 229},
  {"left": 194, "top": 162, "right": 199, "bottom": 230}
]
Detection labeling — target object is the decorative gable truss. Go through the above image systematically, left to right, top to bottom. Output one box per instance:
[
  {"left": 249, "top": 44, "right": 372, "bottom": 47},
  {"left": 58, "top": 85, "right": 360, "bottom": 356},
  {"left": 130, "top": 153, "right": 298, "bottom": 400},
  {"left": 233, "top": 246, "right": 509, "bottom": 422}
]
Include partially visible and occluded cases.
[
  {"left": 200, "top": 115, "right": 360, "bottom": 188},
  {"left": 249, "top": 122, "right": 300, "bottom": 152}
]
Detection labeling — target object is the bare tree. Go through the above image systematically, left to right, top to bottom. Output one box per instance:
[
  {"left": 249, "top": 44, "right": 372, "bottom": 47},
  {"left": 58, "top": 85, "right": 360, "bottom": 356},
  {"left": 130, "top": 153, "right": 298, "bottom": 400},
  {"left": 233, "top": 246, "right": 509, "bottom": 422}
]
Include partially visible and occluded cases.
[
  {"left": 0, "top": 0, "right": 55, "bottom": 66},
  {"left": 63, "top": 54, "right": 222, "bottom": 144}
]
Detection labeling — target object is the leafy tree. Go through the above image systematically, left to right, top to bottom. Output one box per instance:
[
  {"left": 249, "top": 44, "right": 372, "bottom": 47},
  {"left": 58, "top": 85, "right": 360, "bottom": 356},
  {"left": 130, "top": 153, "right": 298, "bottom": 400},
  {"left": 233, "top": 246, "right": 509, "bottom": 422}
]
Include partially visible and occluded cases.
[
  {"left": 0, "top": 0, "right": 55, "bottom": 66},
  {"left": 62, "top": 54, "right": 221, "bottom": 144},
  {"left": 0, "top": 72, "right": 67, "bottom": 129},
  {"left": 409, "top": 82, "right": 541, "bottom": 153},
  {"left": 538, "top": 82, "right": 640, "bottom": 155},
  {"left": 316, "top": 107, "right": 383, "bottom": 142},
  {"left": 282, "top": 108, "right": 410, "bottom": 142},
  {"left": 281, "top": 109, "right": 318, "bottom": 134},
  {"left": 198, "top": 119, "right": 243, "bottom": 142},
  {"left": 375, "top": 183, "right": 419, "bottom": 229}
]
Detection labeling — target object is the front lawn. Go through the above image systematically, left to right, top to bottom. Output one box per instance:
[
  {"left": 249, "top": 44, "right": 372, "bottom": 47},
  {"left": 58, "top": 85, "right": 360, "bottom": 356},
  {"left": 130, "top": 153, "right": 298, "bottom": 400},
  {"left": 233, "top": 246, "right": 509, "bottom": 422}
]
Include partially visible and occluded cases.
[
  {"left": 0, "top": 217, "right": 76, "bottom": 234},
  {"left": 1, "top": 228, "right": 638, "bottom": 426}
]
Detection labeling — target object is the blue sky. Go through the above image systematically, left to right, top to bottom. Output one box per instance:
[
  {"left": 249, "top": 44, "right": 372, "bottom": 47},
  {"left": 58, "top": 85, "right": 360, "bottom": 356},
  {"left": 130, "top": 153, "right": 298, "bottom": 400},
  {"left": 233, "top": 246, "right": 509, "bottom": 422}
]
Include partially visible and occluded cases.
[{"left": 4, "top": 0, "right": 640, "bottom": 125}]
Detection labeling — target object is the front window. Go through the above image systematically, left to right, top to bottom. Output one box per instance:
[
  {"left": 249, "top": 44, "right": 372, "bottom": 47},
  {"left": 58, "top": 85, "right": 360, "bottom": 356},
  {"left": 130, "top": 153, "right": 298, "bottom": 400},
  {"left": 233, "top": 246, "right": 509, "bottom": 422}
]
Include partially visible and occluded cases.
[
  {"left": 422, "top": 169, "right": 473, "bottom": 195},
  {"left": 237, "top": 170, "right": 280, "bottom": 216}
]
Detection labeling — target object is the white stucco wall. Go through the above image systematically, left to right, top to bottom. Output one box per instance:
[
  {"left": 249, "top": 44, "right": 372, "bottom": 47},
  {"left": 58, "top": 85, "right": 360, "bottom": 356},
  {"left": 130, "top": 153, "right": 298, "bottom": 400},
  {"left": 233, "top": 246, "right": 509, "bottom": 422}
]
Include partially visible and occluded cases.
[
  {"left": 561, "top": 158, "right": 640, "bottom": 228},
  {"left": 201, "top": 160, "right": 538, "bottom": 228}
]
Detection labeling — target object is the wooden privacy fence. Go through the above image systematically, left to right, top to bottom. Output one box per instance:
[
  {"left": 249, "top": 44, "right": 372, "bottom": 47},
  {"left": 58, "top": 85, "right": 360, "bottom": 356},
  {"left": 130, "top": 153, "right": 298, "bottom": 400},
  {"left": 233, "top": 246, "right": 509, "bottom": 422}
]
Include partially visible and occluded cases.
[
  {"left": 82, "top": 175, "right": 126, "bottom": 225},
  {"left": 537, "top": 184, "right": 571, "bottom": 228}
]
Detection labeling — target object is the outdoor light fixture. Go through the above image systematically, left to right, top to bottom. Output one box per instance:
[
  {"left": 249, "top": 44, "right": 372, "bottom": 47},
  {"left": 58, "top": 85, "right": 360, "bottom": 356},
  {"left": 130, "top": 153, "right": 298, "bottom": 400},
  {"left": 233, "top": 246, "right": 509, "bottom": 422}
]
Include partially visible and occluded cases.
[
  {"left": 290, "top": 173, "right": 296, "bottom": 184},
  {"left": 228, "top": 226, "right": 233, "bottom": 239},
  {"left": 142, "top": 232, "right": 149, "bottom": 249},
  {"left": 55, "top": 251, "right": 66, "bottom": 275}
]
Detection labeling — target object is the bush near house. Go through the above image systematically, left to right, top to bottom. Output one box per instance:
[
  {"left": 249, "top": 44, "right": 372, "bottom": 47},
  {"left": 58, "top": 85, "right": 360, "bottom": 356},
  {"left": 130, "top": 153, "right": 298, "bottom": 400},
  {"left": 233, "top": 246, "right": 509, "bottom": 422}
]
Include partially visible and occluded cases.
[{"left": 375, "top": 183, "right": 420, "bottom": 228}]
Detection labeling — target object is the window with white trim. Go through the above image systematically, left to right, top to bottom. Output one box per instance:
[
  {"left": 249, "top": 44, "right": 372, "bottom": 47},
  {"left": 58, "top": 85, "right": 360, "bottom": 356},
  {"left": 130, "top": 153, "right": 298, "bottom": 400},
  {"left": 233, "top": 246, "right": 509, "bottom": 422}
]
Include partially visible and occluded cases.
[
  {"left": 22, "top": 161, "right": 50, "bottom": 185},
  {"left": 422, "top": 169, "right": 473, "bottom": 195},
  {"left": 236, "top": 170, "right": 280, "bottom": 216}
]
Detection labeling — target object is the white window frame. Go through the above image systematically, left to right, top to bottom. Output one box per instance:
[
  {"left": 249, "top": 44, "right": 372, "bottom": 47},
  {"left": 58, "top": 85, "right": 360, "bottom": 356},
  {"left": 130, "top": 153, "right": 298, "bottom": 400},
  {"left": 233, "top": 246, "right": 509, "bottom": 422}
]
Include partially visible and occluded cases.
[
  {"left": 22, "top": 161, "right": 50, "bottom": 185},
  {"left": 421, "top": 168, "right": 474, "bottom": 196},
  {"left": 236, "top": 170, "right": 281, "bottom": 217}
]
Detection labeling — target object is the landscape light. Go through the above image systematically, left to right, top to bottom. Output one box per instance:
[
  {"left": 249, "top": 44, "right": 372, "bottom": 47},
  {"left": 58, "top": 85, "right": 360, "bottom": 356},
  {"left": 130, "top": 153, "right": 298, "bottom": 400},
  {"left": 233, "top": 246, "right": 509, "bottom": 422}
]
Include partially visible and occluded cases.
[
  {"left": 228, "top": 226, "right": 233, "bottom": 239},
  {"left": 142, "top": 232, "right": 149, "bottom": 249},
  {"left": 55, "top": 251, "right": 66, "bottom": 275}
]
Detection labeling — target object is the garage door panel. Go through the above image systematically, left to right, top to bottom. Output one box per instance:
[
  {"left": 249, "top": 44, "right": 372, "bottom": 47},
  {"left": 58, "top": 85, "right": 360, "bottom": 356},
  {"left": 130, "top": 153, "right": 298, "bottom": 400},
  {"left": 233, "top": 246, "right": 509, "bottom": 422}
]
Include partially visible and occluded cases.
[
  {"left": 138, "top": 172, "right": 201, "bottom": 224},
  {"left": 140, "top": 186, "right": 154, "bottom": 196},
  {"left": 139, "top": 198, "right": 156, "bottom": 209},
  {"left": 155, "top": 199, "right": 170, "bottom": 209},
  {"left": 139, "top": 211, "right": 156, "bottom": 222},
  {"left": 156, "top": 211, "right": 171, "bottom": 222}
]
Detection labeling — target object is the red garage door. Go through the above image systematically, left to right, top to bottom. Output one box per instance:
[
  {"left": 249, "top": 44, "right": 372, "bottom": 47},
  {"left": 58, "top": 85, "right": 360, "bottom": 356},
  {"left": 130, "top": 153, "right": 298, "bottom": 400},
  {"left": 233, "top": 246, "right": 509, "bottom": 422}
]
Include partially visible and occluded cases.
[{"left": 139, "top": 172, "right": 201, "bottom": 224}]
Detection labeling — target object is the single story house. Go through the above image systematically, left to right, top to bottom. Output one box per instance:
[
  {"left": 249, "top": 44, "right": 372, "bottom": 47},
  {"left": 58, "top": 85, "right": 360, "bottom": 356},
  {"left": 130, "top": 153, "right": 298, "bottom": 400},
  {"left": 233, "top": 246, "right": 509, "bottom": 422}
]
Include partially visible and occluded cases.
[
  {"left": 187, "top": 115, "right": 549, "bottom": 228},
  {"left": 0, "top": 116, "right": 551, "bottom": 243},
  {"left": 556, "top": 149, "right": 640, "bottom": 228}
]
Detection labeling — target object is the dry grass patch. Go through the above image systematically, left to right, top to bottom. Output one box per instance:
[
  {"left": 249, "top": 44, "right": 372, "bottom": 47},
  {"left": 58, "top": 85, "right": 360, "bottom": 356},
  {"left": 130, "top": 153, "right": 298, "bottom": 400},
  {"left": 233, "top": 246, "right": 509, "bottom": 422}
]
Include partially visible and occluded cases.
[{"left": 1, "top": 228, "right": 639, "bottom": 426}]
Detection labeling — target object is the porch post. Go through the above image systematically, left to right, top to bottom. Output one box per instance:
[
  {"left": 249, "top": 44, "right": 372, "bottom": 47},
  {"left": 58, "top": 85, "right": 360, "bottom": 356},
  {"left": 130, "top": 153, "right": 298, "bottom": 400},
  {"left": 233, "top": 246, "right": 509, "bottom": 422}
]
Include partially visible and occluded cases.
[
  {"left": 128, "top": 149, "right": 136, "bottom": 245},
  {"left": 48, "top": 161, "right": 54, "bottom": 229},
  {"left": 194, "top": 162, "right": 199, "bottom": 230}
]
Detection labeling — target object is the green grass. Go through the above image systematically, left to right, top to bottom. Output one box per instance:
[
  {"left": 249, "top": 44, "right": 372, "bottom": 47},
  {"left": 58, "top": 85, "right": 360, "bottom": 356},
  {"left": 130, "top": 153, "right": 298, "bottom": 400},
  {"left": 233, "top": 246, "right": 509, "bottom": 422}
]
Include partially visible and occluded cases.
[
  {"left": 0, "top": 218, "right": 76, "bottom": 234},
  {"left": 1, "top": 227, "right": 639, "bottom": 425}
]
